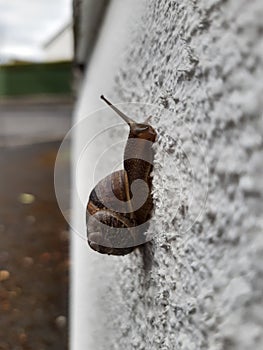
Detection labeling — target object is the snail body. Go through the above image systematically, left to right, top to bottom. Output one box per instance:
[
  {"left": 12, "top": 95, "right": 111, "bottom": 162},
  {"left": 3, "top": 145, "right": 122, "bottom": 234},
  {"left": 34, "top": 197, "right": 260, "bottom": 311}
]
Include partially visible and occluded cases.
[{"left": 86, "top": 96, "right": 156, "bottom": 255}]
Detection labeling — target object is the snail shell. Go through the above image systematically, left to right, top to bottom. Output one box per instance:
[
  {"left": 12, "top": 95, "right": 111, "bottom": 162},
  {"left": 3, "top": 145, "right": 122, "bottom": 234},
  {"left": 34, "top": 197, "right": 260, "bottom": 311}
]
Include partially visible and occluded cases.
[
  {"left": 86, "top": 96, "right": 156, "bottom": 255},
  {"left": 87, "top": 170, "right": 136, "bottom": 255}
]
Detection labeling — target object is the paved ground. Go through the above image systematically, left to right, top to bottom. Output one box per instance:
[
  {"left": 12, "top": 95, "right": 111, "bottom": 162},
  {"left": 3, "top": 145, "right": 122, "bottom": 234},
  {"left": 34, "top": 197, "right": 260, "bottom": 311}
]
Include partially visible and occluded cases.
[
  {"left": 0, "top": 97, "right": 72, "bottom": 349},
  {"left": 0, "top": 97, "right": 72, "bottom": 147}
]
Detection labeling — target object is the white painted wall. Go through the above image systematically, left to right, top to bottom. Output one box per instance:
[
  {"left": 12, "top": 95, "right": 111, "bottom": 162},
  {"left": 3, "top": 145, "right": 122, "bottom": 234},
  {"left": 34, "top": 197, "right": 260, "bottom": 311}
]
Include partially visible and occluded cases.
[
  {"left": 71, "top": 0, "right": 263, "bottom": 349},
  {"left": 70, "top": 1, "right": 146, "bottom": 349},
  {"left": 44, "top": 25, "right": 73, "bottom": 62}
]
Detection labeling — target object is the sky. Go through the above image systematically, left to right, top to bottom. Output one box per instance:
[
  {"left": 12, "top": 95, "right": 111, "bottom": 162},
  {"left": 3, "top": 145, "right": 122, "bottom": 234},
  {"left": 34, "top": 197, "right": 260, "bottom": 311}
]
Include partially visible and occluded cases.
[{"left": 0, "top": 0, "right": 72, "bottom": 62}]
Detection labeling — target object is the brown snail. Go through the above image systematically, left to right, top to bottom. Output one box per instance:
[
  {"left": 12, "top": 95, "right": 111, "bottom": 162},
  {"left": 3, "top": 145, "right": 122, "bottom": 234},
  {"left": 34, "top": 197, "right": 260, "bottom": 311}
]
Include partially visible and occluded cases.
[{"left": 86, "top": 95, "right": 156, "bottom": 255}]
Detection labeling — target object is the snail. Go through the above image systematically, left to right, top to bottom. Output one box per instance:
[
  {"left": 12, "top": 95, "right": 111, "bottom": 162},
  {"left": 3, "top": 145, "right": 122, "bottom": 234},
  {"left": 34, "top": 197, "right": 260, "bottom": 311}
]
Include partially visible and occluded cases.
[{"left": 86, "top": 96, "right": 156, "bottom": 255}]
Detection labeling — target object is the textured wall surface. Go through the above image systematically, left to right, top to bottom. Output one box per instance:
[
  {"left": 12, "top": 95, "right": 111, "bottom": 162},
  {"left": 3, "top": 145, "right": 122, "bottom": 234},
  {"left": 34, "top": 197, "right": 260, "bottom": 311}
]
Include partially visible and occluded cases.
[{"left": 99, "top": 1, "right": 263, "bottom": 349}]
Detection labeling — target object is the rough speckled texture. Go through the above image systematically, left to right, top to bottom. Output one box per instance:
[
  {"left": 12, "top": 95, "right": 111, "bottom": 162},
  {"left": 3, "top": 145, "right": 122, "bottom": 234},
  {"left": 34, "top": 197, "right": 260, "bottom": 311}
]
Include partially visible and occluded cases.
[{"left": 95, "top": 0, "right": 263, "bottom": 349}]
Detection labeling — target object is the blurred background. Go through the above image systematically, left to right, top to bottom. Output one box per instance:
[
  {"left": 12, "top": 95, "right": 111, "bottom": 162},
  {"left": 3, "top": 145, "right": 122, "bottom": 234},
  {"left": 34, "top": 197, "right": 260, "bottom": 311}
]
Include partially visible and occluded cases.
[{"left": 0, "top": 0, "right": 73, "bottom": 349}]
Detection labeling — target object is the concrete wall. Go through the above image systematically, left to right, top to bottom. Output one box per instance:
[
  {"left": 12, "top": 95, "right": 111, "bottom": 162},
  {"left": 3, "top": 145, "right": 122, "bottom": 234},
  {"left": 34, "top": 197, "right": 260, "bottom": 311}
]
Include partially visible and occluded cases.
[{"left": 72, "top": 0, "right": 263, "bottom": 349}]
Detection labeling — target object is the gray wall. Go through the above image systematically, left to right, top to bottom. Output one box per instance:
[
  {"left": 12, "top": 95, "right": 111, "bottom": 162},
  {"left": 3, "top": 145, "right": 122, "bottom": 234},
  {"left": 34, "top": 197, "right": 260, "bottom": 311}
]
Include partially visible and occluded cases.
[{"left": 72, "top": 0, "right": 263, "bottom": 349}]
